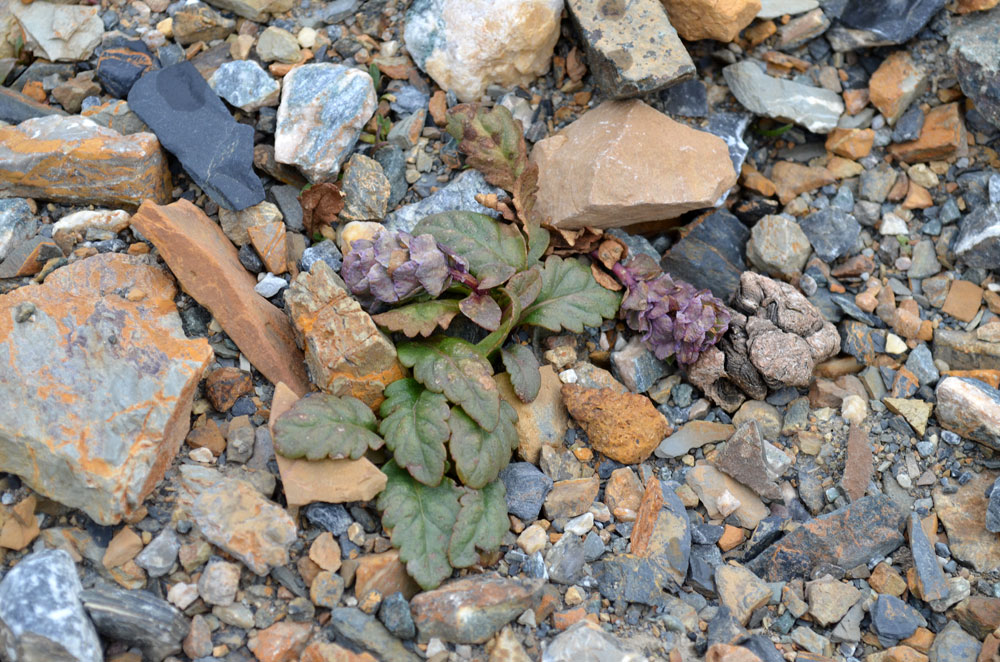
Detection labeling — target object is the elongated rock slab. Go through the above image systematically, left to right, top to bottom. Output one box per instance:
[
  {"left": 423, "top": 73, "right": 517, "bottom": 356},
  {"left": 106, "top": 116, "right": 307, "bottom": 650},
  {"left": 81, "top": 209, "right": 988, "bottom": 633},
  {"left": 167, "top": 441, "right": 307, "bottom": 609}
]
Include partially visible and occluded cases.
[
  {"left": 723, "top": 60, "right": 844, "bottom": 133},
  {"left": 0, "top": 116, "right": 171, "bottom": 208},
  {"left": 131, "top": 199, "right": 310, "bottom": 395},
  {"left": 0, "top": 253, "right": 213, "bottom": 525},
  {"left": 81, "top": 584, "right": 189, "bottom": 662}
]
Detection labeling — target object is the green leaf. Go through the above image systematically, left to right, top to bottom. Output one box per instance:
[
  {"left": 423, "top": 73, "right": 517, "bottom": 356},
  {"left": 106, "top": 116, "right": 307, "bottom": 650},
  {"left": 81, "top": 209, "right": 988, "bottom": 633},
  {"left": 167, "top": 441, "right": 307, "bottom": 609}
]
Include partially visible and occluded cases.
[
  {"left": 445, "top": 104, "right": 529, "bottom": 192},
  {"left": 414, "top": 211, "right": 526, "bottom": 279},
  {"left": 519, "top": 256, "right": 622, "bottom": 333},
  {"left": 506, "top": 266, "right": 542, "bottom": 310},
  {"left": 474, "top": 285, "right": 522, "bottom": 358},
  {"left": 459, "top": 292, "right": 502, "bottom": 331},
  {"left": 372, "top": 299, "right": 461, "bottom": 338},
  {"left": 397, "top": 337, "right": 501, "bottom": 431},
  {"left": 500, "top": 344, "right": 541, "bottom": 403},
  {"left": 379, "top": 379, "right": 451, "bottom": 486},
  {"left": 272, "top": 393, "right": 383, "bottom": 461},
  {"left": 448, "top": 402, "right": 518, "bottom": 489},
  {"left": 378, "top": 461, "right": 461, "bottom": 590},
  {"left": 448, "top": 481, "right": 509, "bottom": 568}
]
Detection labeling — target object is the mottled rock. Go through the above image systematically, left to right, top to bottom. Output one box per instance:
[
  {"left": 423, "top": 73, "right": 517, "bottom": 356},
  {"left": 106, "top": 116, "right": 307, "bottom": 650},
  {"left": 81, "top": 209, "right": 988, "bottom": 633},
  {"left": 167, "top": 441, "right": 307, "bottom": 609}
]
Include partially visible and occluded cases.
[
  {"left": 202, "top": 0, "right": 291, "bottom": 21},
  {"left": 404, "top": 0, "right": 561, "bottom": 102},
  {"left": 566, "top": 0, "right": 694, "bottom": 98},
  {"left": 662, "top": 0, "right": 761, "bottom": 42},
  {"left": 12, "top": 2, "right": 103, "bottom": 62},
  {"left": 173, "top": 3, "right": 235, "bottom": 45},
  {"left": 951, "top": 7, "right": 1000, "bottom": 130},
  {"left": 256, "top": 26, "right": 300, "bottom": 63},
  {"left": 95, "top": 41, "right": 156, "bottom": 100},
  {"left": 869, "top": 51, "right": 927, "bottom": 125},
  {"left": 209, "top": 60, "right": 280, "bottom": 112},
  {"left": 723, "top": 60, "right": 844, "bottom": 134},
  {"left": 129, "top": 61, "right": 264, "bottom": 211},
  {"left": 275, "top": 64, "right": 376, "bottom": 183},
  {"left": 81, "top": 99, "right": 149, "bottom": 135},
  {"left": 529, "top": 99, "right": 737, "bottom": 228},
  {"left": 888, "top": 103, "right": 967, "bottom": 163},
  {"left": 0, "top": 116, "right": 170, "bottom": 208},
  {"left": 339, "top": 154, "right": 391, "bottom": 222},
  {"left": 383, "top": 169, "right": 503, "bottom": 233},
  {"left": 0, "top": 199, "right": 37, "bottom": 263},
  {"left": 131, "top": 199, "right": 310, "bottom": 395},
  {"left": 952, "top": 204, "right": 1000, "bottom": 269},
  {"left": 51, "top": 208, "right": 129, "bottom": 254},
  {"left": 659, "top": 209, "right": 749, "bottom": 300},
  {"left": 746, "top": 215, "right": 811, "bottom": 278},
  {"left": 0, "top": 254, "right": 212, "bottom": 525},
  {"left": 611, "top": 337, "right": 668, "bottom": 394},
  {"left": 498, "top": 366, "right": 568, "bottom": 463},
  {"left": 935, "top": 377, "right": 1000, "bottom": 448},
  {"left": 561, "top": 384, "right": 671, "bottom": 464},
  {"left": 656, "top": 421, "right": 735, "bottom": 458},
  {"left": 714, "top": 421, "right": 786, "bottom": 500},
  {"left": 499, "top": 463, "right": 553, "bottom": 521},
  {"left": 934, "top": 470, "right": 1000, "bottom": 572},
  {"left": 544, "top": 476, "right": 600, "bottom": 520},
  {"left": 630, "top": 477, "right": 691, "bottom": 584},
  {"left": 135, "top": 528, "right": 179, "bottom": 578},
  {"left": 591, "top": 554, "right": 677, "bottom": 607},
  {"left": 716, "top": 564, "right": 772, "bottom": 626},
  {"left": 410, "top": 575, "right": 543, "bottom": 644},
  {"left": 806, "top": 577, "right": 861, "bottom": 627},
  {"left": 80, "top": 584, "right": 188, "bottom": 662},
  {"left": 542, "top": 621, "right": 646, "bottom": 662},
  {"left": 928, "top": 621, "right": 981, "bottom": 662},
  {"left": 248, "top": 622, "right": 313, "bottom": 662}
]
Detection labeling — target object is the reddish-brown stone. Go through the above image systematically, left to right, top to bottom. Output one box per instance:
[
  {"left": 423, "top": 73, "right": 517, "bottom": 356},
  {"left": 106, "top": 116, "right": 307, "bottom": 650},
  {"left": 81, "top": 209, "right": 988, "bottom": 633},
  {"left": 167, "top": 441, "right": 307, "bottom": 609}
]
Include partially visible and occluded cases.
[
  {"left": 889, "top": 103, "right": 966, "bottom": 163},
  {"left": 769, "top": 161, "right": 836, "bottom": 205},
  {"left": 205, "top": 366, "right": 253, "bottom": 412},
  {"left": 561, "top": 385, "right": 671, "bottom": 464},
  {"left": 353, "top": 550, "right": 419, "bottom": 600},
  {"left": 952, "top": 597, "right": 1000, "bottom": 640},
  {"left": 248, "top": 622, "right": 313, "bottom": 662}
]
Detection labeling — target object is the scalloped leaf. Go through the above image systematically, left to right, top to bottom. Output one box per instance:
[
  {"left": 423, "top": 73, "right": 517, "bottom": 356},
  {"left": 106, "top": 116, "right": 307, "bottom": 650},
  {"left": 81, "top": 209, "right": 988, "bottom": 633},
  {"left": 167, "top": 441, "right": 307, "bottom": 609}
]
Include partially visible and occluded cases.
[
  {"left": 413, "top": 211, "right": 526, "bottom": 280},
  {"left": 519, "top": 256, "right": 622, "bottom": 333},
  {"left": 506, "top": 266, "right": 542, "bottom": 310},
  {"left": 459, "top": 292, "right": 502, "bottom": 331},
  {"left": 372, "top": 299, "right": 461, "bottom": 338},
  {"left": 397, "top": 337, "right": 501, "bottom": 431},
  {"left": 500, "top": 344, "right": 541, "bottom": 403},
  {"left": 379, "top": 379, "right": 451, "bottom": 486},
  {"left": 272, "top": 393, "right": 383, "bottom": 460},
  {"left": 448, "top": 401, "right": 518, "bottom": 489},
  {"left": 378, "top": 461, "right": 461, "bottom": 590},
  {"left": 448, "top": 481, "right": 509, "bottom": 568}
]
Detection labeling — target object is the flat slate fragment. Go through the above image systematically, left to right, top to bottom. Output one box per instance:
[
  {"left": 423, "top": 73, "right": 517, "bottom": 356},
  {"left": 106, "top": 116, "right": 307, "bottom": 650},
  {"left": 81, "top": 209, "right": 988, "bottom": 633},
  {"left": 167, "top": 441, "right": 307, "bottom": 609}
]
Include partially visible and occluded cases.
[
  {"left": 129, "top": 61, "right": 264, "bottom": 211},
  {"left": 660, "top": 209, "right": 749, "bottom": 300},
  {"left": 81, "top": 583, "right": 188, "bottom": 662}
]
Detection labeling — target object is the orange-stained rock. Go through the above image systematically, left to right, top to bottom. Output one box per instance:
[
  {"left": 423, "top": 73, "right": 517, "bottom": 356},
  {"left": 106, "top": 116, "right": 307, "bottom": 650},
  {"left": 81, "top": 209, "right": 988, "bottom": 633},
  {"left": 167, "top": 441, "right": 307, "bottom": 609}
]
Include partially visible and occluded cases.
[
  {"left": 661, "top": 0, "right": 761, "bottom": 42},
  {"left": 956, "top": 0, "right": 999, "bottom": 12},
  {"left": 869, "top": 52, "right": 927, "bottom": 125},
  {"left": 843, "top": 88, "right": 870, "bottom": 115},
  {"left": 530, "top": 99, "right": 737, "bottom": 228},
  {"left": 889, "top": 103, "right": 967, "bottom": 163},
  {"left": 0, "top": 116, "right": 170, "bottom": 208},
  {"left": 825, "top": 128, "right": 874, "bottom": 160},
  {"left": 769, "top": 161, "right": 835, "bottom": 204},
  {"left": 740, "top": 163, "right": 777, "bottom": 197},
  {"left": 131, "top": 199, "right": 310, "bottom": 395},
  {"left": 247, "top": 221, "right": 287, "bottom": 274},
  {"left": 0, "top": 236, "right": 62, "bottom": 278},
  {"left": 0, "top": 253, "right": 213, "bottom": 525},
  {"left": 285, "top": 261, "right": 404, "bottom": 408},
  {"left": 942, "top": 279, "right": 984, "bottom": 323},
  {"left": 205, "top": 366, "right": 253, "bottom": 412},
  {"left": 269, "top": 382, "right": 388, "bottom": 505},
  {"left": 561, "top": 384, "right": 672, "bottom": 464},
  {"left": 187, "top": 419, "right": 227, "bottom": 455},
  {"left": 604, "top": 467, "right": 644, "bottom": 521},
  {"left": 630, "top": 477, "right": 690, "bottom": 584},
  {"left": 0, "top": 496, "right": 40, "bottom": 551},
  {"left": 102, "top": 526, "right": 143, "bottom": 569},
  {"left": 308, "top": 532, "right": 341, "bottom": 572},
  {"left": 354, "top": 550, "right": 420, "bottom": 600},
  {"left": 248, "top": 621, "right": 313, "bottom": 662},
  {"left": 300, "top": 642, "right": 377, "bottom": 662},
  {"left": 706, "top": 644, "right": 762, "bottom": 662}
]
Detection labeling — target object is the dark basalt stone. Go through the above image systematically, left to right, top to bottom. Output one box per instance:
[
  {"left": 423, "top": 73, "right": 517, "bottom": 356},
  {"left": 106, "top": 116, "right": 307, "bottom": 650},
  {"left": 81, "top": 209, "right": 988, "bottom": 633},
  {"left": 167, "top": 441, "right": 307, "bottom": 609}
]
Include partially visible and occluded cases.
[
  {"left": 840, "top": 0, "right": 947, "bottom": 44},
  {"left": 96, "top": 39, "right": 158, "bottom": 99},
  {"left": 128, "top": 61, "right": 264, "bottom": 211},
  {"left": 0, "top": 87, "right": 66, "bottom": 124},
  {"left": 660, "top": 209, "right": 749, "bottom": 301},
  {"left": 81, "top": 583, "right": 188, "bottom": 662}
]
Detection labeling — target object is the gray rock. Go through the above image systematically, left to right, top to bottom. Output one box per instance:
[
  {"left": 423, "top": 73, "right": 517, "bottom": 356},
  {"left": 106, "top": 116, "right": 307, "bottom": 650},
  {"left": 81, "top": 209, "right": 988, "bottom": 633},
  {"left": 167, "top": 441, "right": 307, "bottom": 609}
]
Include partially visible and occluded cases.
[
  {"left": 758, "top": 0, "right": 819, "bottom": 18},
  {"left": 830, "top": 0, "right": 946, "bottom": 50},
  {"left": 12, "top": 2, "right": 104, "bottom": 62},
  {"left": 951, "top": 5, "right": 1000, "bottom": 130},
  {"left": 209, "top": 60, "right": 280, "bottom": 112},
  {"left": 723, "top": 60, "right": 843, "bottom": 134},
  {"left": 275, "top": 63, "right": 376, "bottom": 183},
  {"left": 660, "top": 79, "right": 709, "bottom": 118},
  {"left": 389, "top": 86, "right": 429, "bottom": 115},
  {"left": 0, "top": 87, "right": 66, "bottom": 124},
  {"left": 80, "top": 99, "right": 148, "bottom": 135},
  {"left": 892, "top": 105, "right": 924, "bottom": 143},
  {"left": 706, "top": 112, "right": 753, "bottom": 179},
  {"left": 374, "top": 144, "right": 407, "bottom": 209},
  {"left": 339, "top": 154, "right": 391, "bottom": 221},
  {"left": 859, "top": 162, "right": 897, "bottom": 203},
  {"left": 383, "top": 169, "right": 504, "bottom": 233},
  {"left": 270, "top": 185, "right": 304, "bottom": 233},
  {"left": 0, "top": 198, "right": 37, "bottom": 263},
  {"left": 952, "top": 203, "right": 1000, "bottom": 269},
  {"left": 798, "top": 207, "right": 860, "bottom": 263},
  {"left": 660, "top": 209, "right": 749, "bottom": 300},
  {"left": 746, "top": 214, "right": 811, "bottom": 278},
  {"left": 607, "top": 228, "right": 660, "bottom": 262},
  {"left": 299, "top": 239, "right": 342, "bottom": 273},
  {"left": 908, "top": 239, "right": 940, "bottom": 279},
  {"left": 254, "top": 273, "right": 288, "bottom": 298},
  {"left": 611, "top": 337, "right": 669, "bottom": 393},
  {"left": 905, "top": 343, "right": 939, "bottom": 386},
  {"left": 936, "top": 376, "right": 1000, "bottom": 449},
  {"left": 499, "top": 462, "right": 553, "bottom": 522},
  {"left": 988, "top": 478, "right": 1000, "bottom": 534},
  {"left": 304, "top": 502, "right": 352, "bottom": 536},
  {"left": 908, "top": 513, "right": 949, "bottom": 602},
  {"left": 135, "top": 528, "right": 180, "bottom": 578},
  {"left": 583, "top": 531, "right": 605, "bottom": 562},
  {"left": 546, "top": 533, "right": 585, "bottom": 585},
  {"left": 0, "top": 549, "right": 102, "bottom": 662},
  {"left": 592, "top": 555, "right": 675, "bottom": 607},
  {"left": 80, "top": 583, "right": 188, "bottom": 662},
  {"left": 378, "top": 592, "right": 416, "bottom": 640},
  {"left": 870, "top": 594, "right": 926, "bottom": 646},
  {"left": 831, "top": 601, "right": 865, "bottom": 643},
  {"left": 329, "top": 607, "right": 420, "bottom": 662},
  {"left": 543, "top": 621, "right": 647, "bottom": 662},
  {"left": 929, "top": 621, "right": 981, "bottom": 662}
]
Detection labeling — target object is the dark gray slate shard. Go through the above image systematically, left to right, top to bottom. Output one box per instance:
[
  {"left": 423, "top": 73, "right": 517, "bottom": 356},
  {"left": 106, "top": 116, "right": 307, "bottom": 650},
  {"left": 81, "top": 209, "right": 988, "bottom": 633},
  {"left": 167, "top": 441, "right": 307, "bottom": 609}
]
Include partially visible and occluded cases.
[
  {"left": 839, "top": 0, "right": 947, "bottom": 44},
  {"left": 951, "top": 6, "right": 1000, "bottom": 130},
  {"left": 96, "top": 39, "right": 158, "bottom": 99},
  {"left": 128, "top": 61, "right": 264, "bottom": 211},
  {"left": 661, "top": 79, "right": 709, "bottom": 118},
  {"left": 0, "top": 87, "right": 66, "bottom": 124},
  {"left": 892, "top": 105, "right": 924, "bottom": 143},
  {"left": 706, "top": 112, "right": 752, "bottom": 177},
  {"left": 374, "top": 144, "right": 407, "bottom": 209},
  {"left": 952, "top": 204, "right": 1000, "bottom": 269},
  {"left": 798, "top": 208, "right": 861, "bottom": 263},
  {"left": 660, "top": 209, "right": 749, "bottom": 300},
  {"left": 499, "top": 462, "right": 553, "bottom": 522},
  {"left": 304, "top": 502, "right": 353, "bottom": 536},
  {"left": 906, "top": 514, "right": 948, "bottom": 602},
  {"left": 545, "top": 533, "right": 585, "bottom": 585},
  {"left": 688, "top": 544, "right": 723, "bottom": 596},
  {"left": 0, "top": 549, "right": 102, "bottom": 662},
  {"left": 591, "top": 554, "right": 675, "bottom": 607},
  {"left": 81, "top": 583, "right": 188, "bottom": 662},
  {"left": 378, "top": 591, "right": 416, "bottom": 640},
  {"left": 870, "top": 594, "right": 926, "bottom": 646},
  {"left": 707, "top": 606, "right": 748, "bottom": 647},
  {"left": 328, "top": 607, "right": 421, "bottom": 662},
  {"left": 741, "top": 635, "right": 785, "bottom": 662}
]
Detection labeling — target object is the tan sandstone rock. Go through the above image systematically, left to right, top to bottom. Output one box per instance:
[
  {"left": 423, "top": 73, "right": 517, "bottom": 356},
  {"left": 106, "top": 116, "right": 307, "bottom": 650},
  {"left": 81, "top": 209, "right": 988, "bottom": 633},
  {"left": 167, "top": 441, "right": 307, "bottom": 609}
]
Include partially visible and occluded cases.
[{"left": 661, "top": 0, "right": 762, "bottom": 42}]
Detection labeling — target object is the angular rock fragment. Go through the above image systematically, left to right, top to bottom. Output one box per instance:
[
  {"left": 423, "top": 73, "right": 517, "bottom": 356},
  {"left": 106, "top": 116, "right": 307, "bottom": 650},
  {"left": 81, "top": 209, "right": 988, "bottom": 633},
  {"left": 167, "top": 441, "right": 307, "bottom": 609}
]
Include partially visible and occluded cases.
[
  {"left": 202, "top": 0, "right": 291, "bottom": 20},
  {"left": 662, "top": 0, "right": 761, "bottom": 42},
  {"left": 829, "top": 0, "right": 946, "bottom": 50},
  {"left": 12, "top": 2, "right": 104, "bottom": 62},
  {"left": 952, "top": 7, "right": 1000, "bottom": 130},
  {"left": 209, "top": 59, "right": 281, "bottom": 112},
  {"left": 723, "top": 60, "right": 844, "bottom": 134},
  {"left": 129, "top": 61, "right": 264, "bottom": 211},
  {"left": 0, "top": 86, "right": 66, "bottom": 124},
  {"left": 530, "top": 99, "right": 737, "bottom": 228},
  {"left": 888, "top": 103, "right": 967, "bottom": 163},
  {"left": 0, "top": 116, "right": 171, "bottom": 208},
  {"left": 384, "top": 169, "right": 503, "bottom": 233},
  {"left": 0, "top": 198, "right": 37, "bottom": 263},
  {"left": 952, "top": 204, "right": 1000, "bottom": 269},
  {"left": 797, "top": 207, "right": 861, "bottom": 263},
  {"left": 659, "top": 209, "right": 749, "bottom": 300},
  {"left": 745, "top": 214, "right": 811, "bottom": 279},
  {"left": 934, "top": 328, "right": 1000, "bottom": 371},
  {"left": 935, "top": 377, "right": 1000, "bottom": 448},
  {"left": 561, "top": 384, "right": 672, "bottom": 464},
  {"left": 656, "top": 421, "right": 735, "bottom": 458},
  {"left": 714, "top": 421, "right": 786, "bottom": 500},
  {"left": 840, "top": 423, "right": 872, "bottom": 501},
  {"left": 686, "top": 463, "right": 769, "bottom": 529},
  {"left": 934, "top": 471, "right": 1000, "bottom": 572},
  {"left": 630, "top": 477, "right": 691, "bottom": 584},
  {"left": 907, "top": 513, "right": 948, "bottom": 602},
  {"left": 591, "top": 554, "right": 677, "bottom": 607},
  {"left": 716, "top": 563, "right": 772, "bottom": 626},
  {"left": 410, "top": 575, "right": 543, "bottom": 644},
  {"left": 81, "top": 584, "right": 189, "bottom": 662},
  {"left": 328, "top": 608, "right": 421, "bottom": 662},
  {"left": 543, "top": 621, "right": 646, "bottom": 662}
]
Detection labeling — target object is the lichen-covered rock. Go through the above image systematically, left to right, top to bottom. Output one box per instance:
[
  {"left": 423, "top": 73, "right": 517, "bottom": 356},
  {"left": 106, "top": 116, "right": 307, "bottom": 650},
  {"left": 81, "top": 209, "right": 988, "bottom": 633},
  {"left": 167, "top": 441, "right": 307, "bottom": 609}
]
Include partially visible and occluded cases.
[
  {"left": 404, "top": 0, "right": 562, "bottom": 102},
  {"left": 0, "top": 253, "right": 213, "bottom": 525}
]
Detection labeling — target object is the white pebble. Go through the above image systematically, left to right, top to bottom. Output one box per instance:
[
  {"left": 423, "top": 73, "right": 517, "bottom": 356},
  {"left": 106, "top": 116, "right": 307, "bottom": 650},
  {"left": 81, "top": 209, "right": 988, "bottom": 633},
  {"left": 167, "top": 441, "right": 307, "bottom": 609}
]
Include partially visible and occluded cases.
[
  {"left": 558, "top": 369, "right": 578, "bottom": 384},
  {"left": 564, "top": 512, "right": 594, "bottom": 536}
]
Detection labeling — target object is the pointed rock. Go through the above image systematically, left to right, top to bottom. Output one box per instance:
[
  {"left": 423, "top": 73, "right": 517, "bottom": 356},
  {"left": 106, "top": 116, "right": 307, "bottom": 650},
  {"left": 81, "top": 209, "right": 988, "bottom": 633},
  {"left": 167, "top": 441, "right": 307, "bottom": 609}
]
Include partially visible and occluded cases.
[
  {"left": 713, "top": 420, "right": 785, "bottom": 501},
  {"left": 630, "top": 477, "right": 691, "bottom": 584}
]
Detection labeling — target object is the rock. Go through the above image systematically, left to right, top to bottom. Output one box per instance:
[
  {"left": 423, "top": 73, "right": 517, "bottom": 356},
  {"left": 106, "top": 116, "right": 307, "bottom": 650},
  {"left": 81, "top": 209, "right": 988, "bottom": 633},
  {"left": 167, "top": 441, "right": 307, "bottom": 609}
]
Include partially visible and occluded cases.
[
  {"left": 202, "top": 0, "right": 291, "bottom": 21},
  {"left": 404, "top": 0, "right": 561, "bottom": 102},
  {"left": 566, "top": 0, "right": 694, "bottom": 98},
  {"left": 662, "top": 0, "right": 760, "bottom": 41},
  {"left": 758, "top": 0, "right": 819, "bottom": 17},
  {"left": 834, "top": 0, "right": 946, "bottom": 48},
  {"left": 12, "top": 2, "right": 103, "bottom": 62},
  {"left": 173, "top": 3, "right": 235, "bottom": 45},
  {"left": 951, "top": 7, "right": 1000, "bottom": 130},
  {"left": 256, "top": 26, "right": 301, "bottom": 63},
  {"left": 95, "top": 41, "right": 156, "bottom": 99},
  {"left": 869, "top": 52, "right": 927, "bottom": 125},
  {"left": 209, "top": 60, "right": 280, "bottom": 112},
  {"left": 723, "top": 60, "right": 844, "bottom": 134},
  {"left": 129, "top": 61, "right": 264, "bottom": 211},
  {"left": 275, "top": 63, "right": 376, "bottom": 183},
  {"left": 0, "top": 86, "right": 66, "bottom": 124},
  {"left": 81, "top": 99, "right": 149, "bottom": 135},
  {"left": 529, "top": 99, "right": 737, "bottom": 228},
  {"left": 888, "top": 103, "right": 967, "bottom": 163},
  {"left": 0, "top": 116, "right": 170, "bottom": 208},
  {"left": 825, "top": 128, "right": 874, "bottom": 160},
  {"left": 373, "top": 145, "right": 407, "bottom": 209},
  {"left": 340, "top": 154, "right": 391, "bottom": 221},
  {"left": 770, "top": 162, "right": 836, "bottom": 205},
  {"left": 383, "top": 169, "right": 504, "bottom": 233},
  {"left": 0, "top": 199, "right": 37, "bottom": 263},
  {"left": 131, "top": 199, "right": 310, "bottom": 395},
  {"left": 219, "top": 201, "right": 283, "bottom": 248},
  {"left": 953, "top": 204, "right": 1000, "bottom": 269},
  {"left": 51, "top": 208, "right": 129, "bottom": 254},
  {"left": 798, "top": 208, "right": 861, "bottom": 263},
  {"left": 659, "top": 209, "right": 749, "bottom": 300},
  {"left": 746, "top": 214, "right": 812, "bottom": 278},
  {"left": 247, "top": 221, "right": 288, "bottom": 274},
  {"left": 0, "top": 254, "right": 212, "bottom": 524},
  {"left": 611, "top": 337, "right": 669, "bottom": 394},
  {"left": 498, "top": 366, "right": 568, "bottom": 463},
  {"left": 935, "top": 377, "right": 1000, "bottom": 448},
  {"left": 561, "top": 384, "right": 672, "bottom": 464},
  {"left": 883, "top": 398, "right": 933, "bottom": 437},
  {"left": 656, "top": 421, "right": 735, "bottom": 458},
  {"left": 714, "top": 421, "right": 785, "bottom": 500},
  {"left": 841, "top": 423, "right": 873, "bottom": 501},
  {"left": 499, "top": 463, "right": 553, "bottom": 521},
  {"left": 686, "top": 463, "right": 769, "bottom": 529},
  {"left": 176, "top": 464, "right": 297, "bottom": 575},
  {"left": 604, "top": 467, "right": 644, "bottom": 520},
  {"left": 934, "top": 470, "right": 1000, "bottom": 572},
  {"left": 544, "top": 476, "right": 600, "bottom": 520},
  {"left": 630, "top": 477, "right": 691, "bottom": 584},
  {"left": 989, "top": 479, "right": 1000, "bottom": 533},
  {"left": 747, "top": 495, "right": 904, "bottom": 581},
  {"left": 907, "top": 514, "right": 948, "bottom": 603},
  {"left": 103, "top": 527, "right": 143, "bottom": 569},
  {"left": 135, "top": 528, "right": 179, "bottom": 578},
  {"left": 545, "top": 533, "right": 585, "bottom": 585},
  {"left": 0, "top": 549, "right": 102, "bottom": 662},
  {"left": 354, "top": 550, "right": 419, "bottom": 601},
  {"left": 591, "top": 554, "right": 677, "bottom": 607},
  {"left": 198, "top": 560, "right": 240, "bottom": 605},
  {"left": 715, "top": 564, "right": 772, "bottom": 626},
  {"left": 410, "top": 575, "right": 543, "bottom": 644},
  {"left": 806, "top": 577, "right": 861, "bottom": 626},
  {"left": 80, "top": 584, "right": 188, "bottom": 662},
  {"left": 379, "top": 592, "right": 416, "bottom": 640},
  {"left": 871, "top": 594, "right": 926, "bottom": 645},
  {"left": 952, "top": 597, "right": 1000, "bottom": 639},
  {"left": 542, "top": 620, "right": 646, "bottom": 662},
  {"left": 928, "top": 621, "right": 981, "bottom": 662},
  {"left": 249, "top": 622, "right": 313, "bottom": 662}
]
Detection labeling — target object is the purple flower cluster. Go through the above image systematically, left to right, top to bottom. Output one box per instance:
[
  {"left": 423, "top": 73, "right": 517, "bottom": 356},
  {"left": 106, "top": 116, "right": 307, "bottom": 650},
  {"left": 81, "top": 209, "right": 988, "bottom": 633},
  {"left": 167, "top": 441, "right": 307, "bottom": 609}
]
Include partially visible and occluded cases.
[
  {"left": 341, "top": 230, "right": 468, "bottom": 303},
  {"left": 614, "top": 254, "right": 730, "bottom": 366}
]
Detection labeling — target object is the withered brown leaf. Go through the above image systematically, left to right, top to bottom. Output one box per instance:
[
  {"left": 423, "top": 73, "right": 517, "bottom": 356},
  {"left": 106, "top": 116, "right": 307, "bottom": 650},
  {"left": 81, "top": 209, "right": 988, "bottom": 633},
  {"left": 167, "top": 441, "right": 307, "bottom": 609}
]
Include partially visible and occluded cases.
[{"left": 298, "top": 183, "right": 345, "bottom": 236}]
